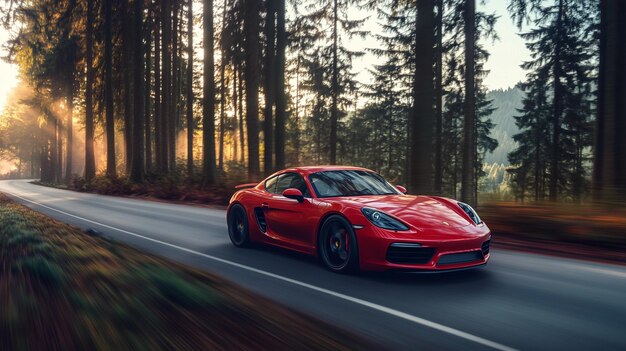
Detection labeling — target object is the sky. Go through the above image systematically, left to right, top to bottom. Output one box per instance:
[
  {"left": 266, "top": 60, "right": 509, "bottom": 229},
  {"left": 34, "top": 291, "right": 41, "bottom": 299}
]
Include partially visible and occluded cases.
[
  {"left": 0, "top": 0, "right": 529, "bottom": 112},
  {"left": 0, "top": 27, "right": 18, "bottom": 112}
]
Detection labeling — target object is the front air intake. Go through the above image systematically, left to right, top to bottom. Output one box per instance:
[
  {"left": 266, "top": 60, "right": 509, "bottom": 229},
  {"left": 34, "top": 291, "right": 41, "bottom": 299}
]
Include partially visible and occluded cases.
[
  {"left": 481, "top": 239, "right": 490, "bottom": 256},
  {"left": 386, "top": 243, "right": 435, "bottom": 264},
  {"left": 437, "top": 251, "right": 483, "bottom": 265}
]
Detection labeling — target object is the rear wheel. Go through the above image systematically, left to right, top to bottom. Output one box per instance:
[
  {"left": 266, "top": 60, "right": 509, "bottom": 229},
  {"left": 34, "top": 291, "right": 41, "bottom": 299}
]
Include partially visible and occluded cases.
[
  {"left": 228, "top": 204, "right": 250, "bottom": 247},
  {"left": 318, "top": 215, "right": 359, "bottom": 273}
]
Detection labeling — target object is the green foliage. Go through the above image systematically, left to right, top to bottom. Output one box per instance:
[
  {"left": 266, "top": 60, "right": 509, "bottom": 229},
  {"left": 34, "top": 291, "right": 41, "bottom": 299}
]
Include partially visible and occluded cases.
[
  {"left": 295, "top": 0, "right": 367, "bottom": 165},
  {"left": 438, "top": 0, "right": 499, "bottom": 199},
  {"left": 507, "top": 0, "right": 598, "bottom": 202},
  {"left": 343, "top": 56, "right": 409, "bottom": 182},
  {"left": 6, "top": 231, "right": 43, "bottom": 248},
  {"left": 16, "top": 255, "right": 66, "bottom": 287},
  {"left": 137, "top": 265, "right": 219, "bottom": 309}
]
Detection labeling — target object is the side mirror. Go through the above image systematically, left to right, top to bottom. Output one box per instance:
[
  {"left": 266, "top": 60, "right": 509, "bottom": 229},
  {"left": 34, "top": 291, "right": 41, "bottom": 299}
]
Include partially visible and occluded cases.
[
  {"left": 396, "top": 185, "right": 407, "bottom": 194},
  {"left": 282, "top": 188, "right": 304, "bottom": 203}
]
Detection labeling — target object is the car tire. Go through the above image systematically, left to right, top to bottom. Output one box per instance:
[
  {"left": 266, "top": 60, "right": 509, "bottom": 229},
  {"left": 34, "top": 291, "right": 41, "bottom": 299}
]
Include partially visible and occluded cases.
[
  {"left": 228, "top": 204, "right": 251, "bottom": 247},
  {"left": 318, "top": 215, "right": 359, "bottom": 273}
]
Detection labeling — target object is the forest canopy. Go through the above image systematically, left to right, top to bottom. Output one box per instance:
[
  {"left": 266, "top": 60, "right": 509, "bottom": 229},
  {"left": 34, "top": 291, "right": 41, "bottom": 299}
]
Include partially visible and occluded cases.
[{"left": 0, "top": 0, "right": 624, "bottom": 205}]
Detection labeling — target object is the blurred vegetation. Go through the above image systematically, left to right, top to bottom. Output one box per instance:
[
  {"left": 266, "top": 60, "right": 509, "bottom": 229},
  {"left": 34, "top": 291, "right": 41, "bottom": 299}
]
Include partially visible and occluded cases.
[
  {"left": 34, "top": 159, "right": 250, "bottom": 206},
  {"left": 0, "top": 194, "right": 378, "bottom": 350},
  {"left": 481, "top": 202, "right": 626, "bottom": 264}
]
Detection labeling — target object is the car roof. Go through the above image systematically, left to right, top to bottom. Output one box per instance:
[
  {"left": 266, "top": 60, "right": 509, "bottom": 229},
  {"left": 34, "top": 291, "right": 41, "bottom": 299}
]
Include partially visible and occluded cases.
[{"left": 281, "top": 165, "right": 374, "bottom": 175}]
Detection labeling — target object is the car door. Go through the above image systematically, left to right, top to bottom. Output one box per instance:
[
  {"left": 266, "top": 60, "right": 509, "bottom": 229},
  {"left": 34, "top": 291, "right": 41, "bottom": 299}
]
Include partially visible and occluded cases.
[{"left": 263, "top": 172, "right": 317, "bottom": 250}]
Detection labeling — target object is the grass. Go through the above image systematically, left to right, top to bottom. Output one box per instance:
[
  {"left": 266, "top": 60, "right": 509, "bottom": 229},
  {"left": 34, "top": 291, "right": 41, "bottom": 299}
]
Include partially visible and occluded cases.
[{"left": 0, "top": 194, "right": 377, "bottom": 350}]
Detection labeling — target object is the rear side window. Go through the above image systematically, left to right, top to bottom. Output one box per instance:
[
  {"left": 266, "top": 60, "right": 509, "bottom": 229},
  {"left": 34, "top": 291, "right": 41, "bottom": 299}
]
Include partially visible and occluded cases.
[
  {"left": 275, "top": 173, "right": 311, "bottom": 197},
  {"left": 265, "top": 175, "right": 279, "bottom": 193}
]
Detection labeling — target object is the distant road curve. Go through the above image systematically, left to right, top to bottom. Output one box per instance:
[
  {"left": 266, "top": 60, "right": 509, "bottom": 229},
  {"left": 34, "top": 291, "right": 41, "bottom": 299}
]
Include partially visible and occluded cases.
[{"left": 1, "top": 179, "right": 625, "bottom": 351}]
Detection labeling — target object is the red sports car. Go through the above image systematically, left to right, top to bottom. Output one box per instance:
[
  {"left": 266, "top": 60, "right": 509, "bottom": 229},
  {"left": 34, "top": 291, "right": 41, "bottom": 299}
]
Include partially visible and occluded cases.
[{"left": 227, "top": 166, "right": 491, "bottom": 273}]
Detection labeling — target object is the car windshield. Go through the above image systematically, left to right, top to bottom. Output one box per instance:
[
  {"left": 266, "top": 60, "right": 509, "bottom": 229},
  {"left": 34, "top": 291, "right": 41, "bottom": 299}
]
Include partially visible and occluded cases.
[{"left": 309, "top": 170, "right": 400, "bottom": 198}]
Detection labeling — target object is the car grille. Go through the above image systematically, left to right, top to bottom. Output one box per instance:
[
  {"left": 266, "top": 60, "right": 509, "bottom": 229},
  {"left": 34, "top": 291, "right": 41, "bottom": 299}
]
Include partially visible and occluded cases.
[
  {"left": 481, "top": 239, "right": 490, "bottom": 256},
  {"left": 386, "top": 244, "right": 435, "bottom": 264},
  {"left": 437, "top": 251, "right": 484, "bottom": 266}
]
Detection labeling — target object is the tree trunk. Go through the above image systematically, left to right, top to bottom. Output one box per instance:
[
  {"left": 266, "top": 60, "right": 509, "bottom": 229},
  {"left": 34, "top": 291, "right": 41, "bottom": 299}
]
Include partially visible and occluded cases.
[
  {"left": 85, "top": 0, "right": 95, "bottom": 182},
  {"left": 104, "top": 0, "right": 116, "bottom": 177},
  {"left": 122, "top": 0, "right": 134, "bottom": 175},
  {"left": 130, "top": 0, "right": 145, "bottom": 182},
  {"left": 161, "top": 0, "right": 172, "bottom": 173},
  {"left": 171, "top": 0, "right": 181, "bottom": 170},
  {"left": 187, "top": 0, "right": 194, "bottom": 176},
  {"left": 203, "top": 0, "right": 217, "bottom": 184},
  {"left": 218, "top": 0, "right": 229, "bottom": 170},
  {"left": 244, "top": 0, "right": 261, "bottom": 180},
  {"left": 263, "top": 0, "right": 275, "bottom": 174},
  {"left": 274, "top": 0, "right": 286, "bottom": 169},
  {"left": 329, "top": 0, "right": 338, "bottom": 165},
  {"left": 409, "top": 0, "right": 435, "bottom": 195},
  {"left": 434, "top": 0, "right": 443, "bottom": 195},
  {"left": 461, "top": 0, "right": 476, "bottom": 206},
  {"left": 549, "top": 0, "right": 564, "bottom": 202},
  {"left": 593, "top": 0, "right": 626, "bottom": 202},
  {"left": 145, "top": 6, "right": 153, "bottom": 174},
  {"left": 154, "top": 6, "right": 162, "bottom": 173},
  {"left": 293, "top": 39, "right": 301, "bottom": 166},
  {"left": 238, "top": 61, "right": 245, "bottom": 163},
  {"left": 218, "top": 62, "right": 225, "bottom": 170},
  {"left": 233, "top": 62, "right": 239, "bottom": 162},
  {"left": 65, "top": 84, "right": 74, "bottom": 183},
  {"left": 50, "top": 116, "right": 58, "bottom": 183},
  {"left": 56, "top": 116, "right": 63, "bottom": 183}
]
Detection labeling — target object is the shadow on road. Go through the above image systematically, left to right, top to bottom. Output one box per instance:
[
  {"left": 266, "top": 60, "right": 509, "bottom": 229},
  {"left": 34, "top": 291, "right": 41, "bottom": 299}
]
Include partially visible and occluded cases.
[{"left": 218, "top": 241, "right": 495, "bottom": 288}]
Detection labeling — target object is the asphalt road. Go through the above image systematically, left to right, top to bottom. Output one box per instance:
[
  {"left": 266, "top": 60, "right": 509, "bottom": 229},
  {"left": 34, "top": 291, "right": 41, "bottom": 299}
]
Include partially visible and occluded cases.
[{"left": 1, "top": 179, "right": 625, "bottom": 351}]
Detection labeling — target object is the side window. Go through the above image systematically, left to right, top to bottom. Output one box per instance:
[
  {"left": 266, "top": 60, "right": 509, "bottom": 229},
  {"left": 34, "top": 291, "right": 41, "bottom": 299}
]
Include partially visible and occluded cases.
[
  {"left": 276, "top": 173, "right": 310, "bottom": 197},
  {"left": 264, "top": 175, "right": 279, "bottom": 193}
]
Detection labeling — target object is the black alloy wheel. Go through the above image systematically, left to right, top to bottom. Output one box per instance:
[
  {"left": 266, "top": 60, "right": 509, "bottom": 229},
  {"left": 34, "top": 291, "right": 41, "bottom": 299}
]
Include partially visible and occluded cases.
[
  {"left": 228, "top": 204, "right": 250, "bottom": 247},
  {"left": 319, "top": 215, "right": 359, "bottom": 273}
]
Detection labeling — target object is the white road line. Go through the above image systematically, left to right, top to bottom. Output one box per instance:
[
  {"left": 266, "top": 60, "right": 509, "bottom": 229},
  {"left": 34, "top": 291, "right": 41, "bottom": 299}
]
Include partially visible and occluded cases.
[{"left": 3, "top": 188, "right": 517, "bottom": 351}]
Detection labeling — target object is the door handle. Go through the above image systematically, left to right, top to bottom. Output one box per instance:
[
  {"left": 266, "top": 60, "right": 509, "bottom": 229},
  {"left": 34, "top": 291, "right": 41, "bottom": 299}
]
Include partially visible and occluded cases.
[{"left": 261, "top": 203, "right": 269, "bottom": 209}]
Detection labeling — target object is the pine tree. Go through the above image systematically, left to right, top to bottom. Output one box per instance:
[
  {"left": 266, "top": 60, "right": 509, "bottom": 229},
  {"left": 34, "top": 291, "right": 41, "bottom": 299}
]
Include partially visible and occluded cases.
[
  {"left": 303, "top": 0, "right": 366, "bottom": 165},
  {"left": 440, "top": 0, "right": 498, "bottom": 203},
  {"left": 509, "top": 0, "right": 598, "bottom": 201}
]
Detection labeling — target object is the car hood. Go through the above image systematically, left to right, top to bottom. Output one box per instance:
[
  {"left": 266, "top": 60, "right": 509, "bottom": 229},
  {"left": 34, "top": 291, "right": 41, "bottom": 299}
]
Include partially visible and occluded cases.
[{"left": 330, "top": 195, "right": 472, "bottom": 229}]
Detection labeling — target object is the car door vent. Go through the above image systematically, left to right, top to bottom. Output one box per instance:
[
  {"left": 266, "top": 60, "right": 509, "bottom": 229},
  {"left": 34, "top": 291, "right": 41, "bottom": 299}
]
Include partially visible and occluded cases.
[{"left": 254, "top": 208, "right": 267, "bottom": 233}]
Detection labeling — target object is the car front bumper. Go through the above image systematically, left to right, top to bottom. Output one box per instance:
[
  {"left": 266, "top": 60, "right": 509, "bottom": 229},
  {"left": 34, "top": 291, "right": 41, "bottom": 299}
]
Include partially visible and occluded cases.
[{"left": 355, "top": 224, "right": 491, "bottom": 272}]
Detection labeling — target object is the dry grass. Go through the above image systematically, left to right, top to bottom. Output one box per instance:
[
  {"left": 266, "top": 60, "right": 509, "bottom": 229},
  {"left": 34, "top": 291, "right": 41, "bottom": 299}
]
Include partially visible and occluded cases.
[{"left": 0, "top": 194, "right": 377, "bottom": 351}]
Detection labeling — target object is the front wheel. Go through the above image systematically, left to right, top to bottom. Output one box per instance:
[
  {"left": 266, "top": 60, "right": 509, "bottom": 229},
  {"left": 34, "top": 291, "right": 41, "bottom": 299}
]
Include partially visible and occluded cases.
[
  {"left": 227, "top": 204, "right": 250, "bottom": 247},
  {"left": 318, "top": 215, "right": 359, "bottom": 273}
]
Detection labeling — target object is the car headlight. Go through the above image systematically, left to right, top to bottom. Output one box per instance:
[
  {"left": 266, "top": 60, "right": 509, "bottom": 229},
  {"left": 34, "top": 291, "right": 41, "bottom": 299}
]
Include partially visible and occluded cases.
[
  {"left": 458, "top": 202, "right": 482, "bottom": 224},
  {"left": 361, "top": 207, "right": 409, "bottom": 231}
]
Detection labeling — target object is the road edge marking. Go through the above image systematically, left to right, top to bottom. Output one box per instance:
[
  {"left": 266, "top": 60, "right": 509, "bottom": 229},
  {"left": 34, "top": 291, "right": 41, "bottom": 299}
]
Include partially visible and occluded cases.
[{"left": 3, "top": 188, "right": 517, "bottom": 351}]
